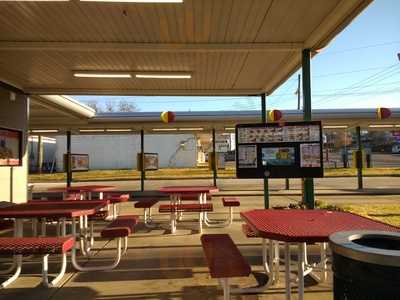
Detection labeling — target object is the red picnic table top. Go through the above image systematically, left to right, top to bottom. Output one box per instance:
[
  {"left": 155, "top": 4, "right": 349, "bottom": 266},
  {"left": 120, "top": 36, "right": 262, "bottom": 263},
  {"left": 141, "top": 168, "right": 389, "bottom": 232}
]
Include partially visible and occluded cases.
[
  {"left": 47, "top": 185, "right": 115, "bottom": 193},
  {"left": 159, "top": 186, "right": 219, "bottom": 194},
  {"left": 0, "top": 202, "right": 107, "bottom": 219},
  {"left": 241, "top": 209, "right": 400, "bottom": 243}
]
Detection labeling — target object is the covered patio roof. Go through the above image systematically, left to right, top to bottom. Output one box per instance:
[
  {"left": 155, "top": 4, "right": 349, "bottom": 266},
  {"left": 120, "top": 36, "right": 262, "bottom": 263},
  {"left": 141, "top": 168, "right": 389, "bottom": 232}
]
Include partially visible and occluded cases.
[{"left": 0, "top": 0, "right": 372, "bottom": 96}]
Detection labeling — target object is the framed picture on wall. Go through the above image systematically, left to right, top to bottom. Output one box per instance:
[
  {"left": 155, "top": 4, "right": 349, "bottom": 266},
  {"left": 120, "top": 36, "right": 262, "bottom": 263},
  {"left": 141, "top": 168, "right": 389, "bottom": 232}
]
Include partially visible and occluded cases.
[{"left": 0, "top": 127, "right": 22, "bottom": 167}]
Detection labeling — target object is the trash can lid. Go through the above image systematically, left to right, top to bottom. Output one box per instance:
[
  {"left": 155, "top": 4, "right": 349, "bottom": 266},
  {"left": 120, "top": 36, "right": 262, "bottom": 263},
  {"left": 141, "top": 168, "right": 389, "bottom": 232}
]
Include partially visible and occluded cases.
[{"left": 329, "top": 230, "right": 400, "bottom": 267}]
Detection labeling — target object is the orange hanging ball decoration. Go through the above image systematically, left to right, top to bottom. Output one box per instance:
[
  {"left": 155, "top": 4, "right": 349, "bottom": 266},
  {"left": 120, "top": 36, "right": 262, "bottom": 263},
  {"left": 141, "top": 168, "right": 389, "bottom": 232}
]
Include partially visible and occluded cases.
[
  {"left": 377, "top": 107, "right": 391, "bottom": 120},
  {"left": 268, "top": 109, "right": 283, "bottom": 122},
  {"left": 160, "top": 111, "right": 176, "bottom": 123}
]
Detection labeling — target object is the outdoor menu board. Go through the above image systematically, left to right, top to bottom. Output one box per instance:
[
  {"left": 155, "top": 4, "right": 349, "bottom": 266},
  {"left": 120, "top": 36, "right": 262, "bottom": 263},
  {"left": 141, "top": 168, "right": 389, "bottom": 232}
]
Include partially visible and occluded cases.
[
  {"left": 235, "top": 121, "right": 323, "bottom": 178},
  {"left": 0, "top": 127, "right": 22, "bottom": 167}
]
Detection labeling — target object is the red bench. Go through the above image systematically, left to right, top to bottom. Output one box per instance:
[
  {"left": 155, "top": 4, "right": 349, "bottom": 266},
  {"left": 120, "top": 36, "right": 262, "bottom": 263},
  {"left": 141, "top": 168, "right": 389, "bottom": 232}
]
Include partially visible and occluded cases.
[
  {"left": 104, "top": 193, "right": 130, "bottom": 220},
  {"left": 221, "top": 197, "right": 240, "bottom": 226},
  {"left": 134, "top": 200, "right": 159, "bottom": 227},
  {"left": 159, "top": 203, "right": 213, "bottom": 233},
  {"left": 159, "top": 203, "right": 213, "bottom": 213},
  {"left": 98, "top": 214, "right": 138, "bottom": 270},
  {"left": 201, "top": 234, "right": 251, "bottom": 299},
  {"left": 0, "top": 236, "right": 74, "bottom": 288}
]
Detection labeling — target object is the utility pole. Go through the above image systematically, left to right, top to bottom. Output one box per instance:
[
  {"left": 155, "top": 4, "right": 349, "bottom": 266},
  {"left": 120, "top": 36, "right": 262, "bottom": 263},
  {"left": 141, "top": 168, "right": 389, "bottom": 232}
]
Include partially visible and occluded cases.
[{"left": 297, "top": 74, "right": 301, "bottom": 110}]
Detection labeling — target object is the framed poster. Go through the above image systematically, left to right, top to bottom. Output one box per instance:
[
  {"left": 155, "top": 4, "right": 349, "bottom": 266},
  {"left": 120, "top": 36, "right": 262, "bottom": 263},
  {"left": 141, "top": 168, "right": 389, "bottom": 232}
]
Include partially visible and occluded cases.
[
  {"left": 236, "top": 121, "right": 323, "bottom": 178},
  {"left": 0, "top": 127, "right": 22, "bottom": 167},
  {"left": 64, "top": 153, "right": 89, "bottom": 172},
  {"left": 144, "top": 153, "right": 159, "bottom": 170}
]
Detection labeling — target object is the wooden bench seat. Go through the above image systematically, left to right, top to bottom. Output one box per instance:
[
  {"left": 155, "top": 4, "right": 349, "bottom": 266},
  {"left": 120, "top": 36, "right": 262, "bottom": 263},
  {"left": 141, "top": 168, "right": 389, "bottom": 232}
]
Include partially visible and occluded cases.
[
  {"left": 201, "top": 234, "right": 251, "bottom": 299},
  {"left": 0, "top": 236, "right": 74, "bottom": 288}
]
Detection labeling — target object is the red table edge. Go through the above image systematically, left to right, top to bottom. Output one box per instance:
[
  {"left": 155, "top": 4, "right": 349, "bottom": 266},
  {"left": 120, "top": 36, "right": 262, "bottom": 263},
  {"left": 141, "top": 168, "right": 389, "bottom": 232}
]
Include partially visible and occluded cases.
[{"left": 240, "top": 209, "right": 400, "bottom": 243}]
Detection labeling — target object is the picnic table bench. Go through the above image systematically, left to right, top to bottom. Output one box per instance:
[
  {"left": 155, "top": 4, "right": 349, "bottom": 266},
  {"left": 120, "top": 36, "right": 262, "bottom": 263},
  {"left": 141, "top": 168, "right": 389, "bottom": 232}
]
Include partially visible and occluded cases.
[
  {"left": 159, "top": 203, "right": 213, "bottom": 233},
  {"left": 201, "top": 234, "right": 251, "bottom": 300},
  {"left": 0, "top": 236, "right": 74, "bottom": 288}
]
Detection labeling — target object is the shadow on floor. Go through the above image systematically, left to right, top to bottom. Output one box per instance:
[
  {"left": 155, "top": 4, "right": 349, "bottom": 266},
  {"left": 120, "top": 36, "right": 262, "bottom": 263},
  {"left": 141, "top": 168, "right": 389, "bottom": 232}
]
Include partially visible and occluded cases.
[{"left": 0, "top": 286, "right": 98, "bottom": 300}]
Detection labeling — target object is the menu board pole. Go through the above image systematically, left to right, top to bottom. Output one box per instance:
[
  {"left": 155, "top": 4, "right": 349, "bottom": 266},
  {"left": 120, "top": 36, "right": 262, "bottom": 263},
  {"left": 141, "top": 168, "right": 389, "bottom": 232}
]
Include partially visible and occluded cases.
[
  {"left": 302, "top": 48, "right": 315, "bottom": 209},
  {"left": 261, "top": 93, "right": 270, "bottom": 209},
  {"left": 356, "top": 126, "right": 363, "bottom": 189},
  {"left": 212, "top": 128, "right": 217, "bottom": 187},
  {"left": 140, "top": 129, "right": 145, "bottom": 192},
  {"left": 66, "top": 131, "right": 72, "bottom": 187}
]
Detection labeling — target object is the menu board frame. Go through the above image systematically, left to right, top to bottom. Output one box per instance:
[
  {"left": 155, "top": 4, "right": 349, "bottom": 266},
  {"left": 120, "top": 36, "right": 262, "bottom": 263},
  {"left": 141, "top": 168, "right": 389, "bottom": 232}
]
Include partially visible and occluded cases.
[
  {"left": 235, "top": 121, "right": 323, "bottom": 178},
  {"left": 0, "top": 127, "right": 22, "bottom": 167}
]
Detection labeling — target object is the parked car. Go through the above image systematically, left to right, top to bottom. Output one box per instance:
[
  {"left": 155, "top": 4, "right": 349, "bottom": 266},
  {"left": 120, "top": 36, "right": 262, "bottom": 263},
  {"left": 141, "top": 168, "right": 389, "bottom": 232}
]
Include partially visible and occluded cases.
[{"left": 392, "top": 144, "right": 400, "bottom": 154}]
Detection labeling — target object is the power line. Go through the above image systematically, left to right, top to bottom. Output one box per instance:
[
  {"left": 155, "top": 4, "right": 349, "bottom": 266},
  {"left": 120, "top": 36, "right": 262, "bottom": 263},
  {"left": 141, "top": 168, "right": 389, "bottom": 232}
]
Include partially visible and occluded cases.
[
  {"left": 318, "top": 41, "right": 400, "bottom": 56},
  {"left": 312, "top": 65, "right": 400, "bottom": 105}
]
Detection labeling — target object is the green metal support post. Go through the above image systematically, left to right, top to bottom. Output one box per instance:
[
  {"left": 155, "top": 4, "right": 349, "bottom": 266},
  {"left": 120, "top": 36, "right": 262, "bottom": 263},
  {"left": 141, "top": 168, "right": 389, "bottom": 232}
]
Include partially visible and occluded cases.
[
  {"left": 302, "top": 49, "right": 315, "bottom": 209},
  {"left": 261, "top": 93, "right": 269, "bottom": 209},
  {"left": 356, "top": 126, "right": 363, "bottom": 189},
  {"left": 212, "top": 128, "right": 217, "bottom": 187},
  {"left": 140, "top": 129, "right": 145, "bottom": 191},
  {"left": 66, "top": 131, "right": 72, "bottom": 187}
]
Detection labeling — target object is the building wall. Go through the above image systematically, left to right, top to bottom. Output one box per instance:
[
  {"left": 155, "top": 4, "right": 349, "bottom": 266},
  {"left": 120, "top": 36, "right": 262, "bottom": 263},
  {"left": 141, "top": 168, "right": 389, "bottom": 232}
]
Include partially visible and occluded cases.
[
  {"left": 0, "top": 87, "right": 28, "bottom": 203},
  {"left": 55, "top": 134, "right": 197, "bottom": 171},
  {"left": 28, "top": 137, "right": 57, "bottom": 172}
]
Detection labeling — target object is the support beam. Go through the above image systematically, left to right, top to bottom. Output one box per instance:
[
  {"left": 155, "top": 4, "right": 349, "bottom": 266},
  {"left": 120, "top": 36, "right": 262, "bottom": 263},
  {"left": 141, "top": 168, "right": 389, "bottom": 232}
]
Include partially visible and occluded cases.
[
  {"left": 0, "top": 42, "right": 303, "bottom": 53},
  {"left": 302, "top": 49, "right": 315, "bottom": 209},
  {"left": 261, "top": 94, "right": 269, "bottom": 209},
  {"left": 356, "top": 126, "right": 363, "bottom": 189},
  {"left": 212, "top": 128, "right": 217, "bottom": 187},
  {"left": 140, "top": 129, "right": 145, "bottom": 192},
  {"left": 66, "top": 131, "right": 72, "bottom": 188},
  {"left": 36, "top": 135, "right": 43, "bottom": 174}
]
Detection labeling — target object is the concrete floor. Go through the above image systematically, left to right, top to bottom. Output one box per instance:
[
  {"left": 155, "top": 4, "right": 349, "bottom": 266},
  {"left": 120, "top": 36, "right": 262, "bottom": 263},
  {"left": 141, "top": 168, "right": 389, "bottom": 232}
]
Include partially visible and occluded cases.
[{"left": 0, "top": 197, "right": 336, "bottom": 300}]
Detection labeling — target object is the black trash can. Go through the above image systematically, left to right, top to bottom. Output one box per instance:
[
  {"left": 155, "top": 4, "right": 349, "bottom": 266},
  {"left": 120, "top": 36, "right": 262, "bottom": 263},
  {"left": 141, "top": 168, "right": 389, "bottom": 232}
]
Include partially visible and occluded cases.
[{"left": 329, "top": 230, "right": 400, "bottom": 300}]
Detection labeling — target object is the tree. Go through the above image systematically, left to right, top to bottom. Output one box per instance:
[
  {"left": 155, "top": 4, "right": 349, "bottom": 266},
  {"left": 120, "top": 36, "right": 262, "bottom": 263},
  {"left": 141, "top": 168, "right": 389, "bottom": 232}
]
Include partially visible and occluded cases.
[
  {"left": 86, "top": 100, "right": 102, "bottom": 113},
  {"left": 118, "top": 100, "right": 138, "bottom": 112},
  {"left": 105, "top": 101, "right": 115, "bottom": 112}
]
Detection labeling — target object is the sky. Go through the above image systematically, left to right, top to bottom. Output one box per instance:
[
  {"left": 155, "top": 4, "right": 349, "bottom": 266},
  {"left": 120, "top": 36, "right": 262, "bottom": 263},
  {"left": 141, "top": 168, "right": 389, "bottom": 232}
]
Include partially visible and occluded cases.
[{"left": 74, "top": 0, "right": 400, "bottom": 112}]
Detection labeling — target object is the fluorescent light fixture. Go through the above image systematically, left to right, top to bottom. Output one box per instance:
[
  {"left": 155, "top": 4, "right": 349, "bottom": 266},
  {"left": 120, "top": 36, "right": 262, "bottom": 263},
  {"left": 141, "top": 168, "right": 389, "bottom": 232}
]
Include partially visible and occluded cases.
[
  {"left": 0, "top": 0, "right": 69, "bottom": 1},
  {"left": 80, "top": 0, "right": 182, "bottom": 2},
  {"left": 73, "top": 72, "right": 131, "bottom": 79},
  {"left": 135, "top": 72, "right": 191, "bottom": 79},
  {"left": 368, "top": 124, "right": 394, "bottom": 128},
  {"left": 323, "top": 125, "right": 348, "bottom": 129},
  {"left": 395, "top": 125, "right": 400, "bottom": 128},
  {"left": 224, "top": 127, "right": 236, "bottom": 131},
  {"left": 152, "top": 128, "right": 178, "bottom": 132},
  {"left": 178, "top": 128, "right": 204, "bottom": 131},
  {"left": 30, "top": 129, "right": 59, "bottom": 133},
  {"left": 79, "top": 129, "right": 105, "bottom": 132},
  {"left": 105, "top": 129, "right": 132, "bottom": 132},
  {"left": 29, "top": 136, "right": 56, "bottom": 144}
]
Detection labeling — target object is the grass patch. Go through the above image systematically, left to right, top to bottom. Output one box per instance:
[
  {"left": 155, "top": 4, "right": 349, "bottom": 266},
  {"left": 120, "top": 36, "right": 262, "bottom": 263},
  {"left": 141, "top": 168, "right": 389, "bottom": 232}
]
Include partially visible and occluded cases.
[
  {"left": 29, "top": 167, "right": 400, "bottom": 183},
  {"left": 315, "top": 200, "right": 400, "bottom": 227},
  {"left": 342, "top": 204, "right": 400, "bottom": 227}
]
